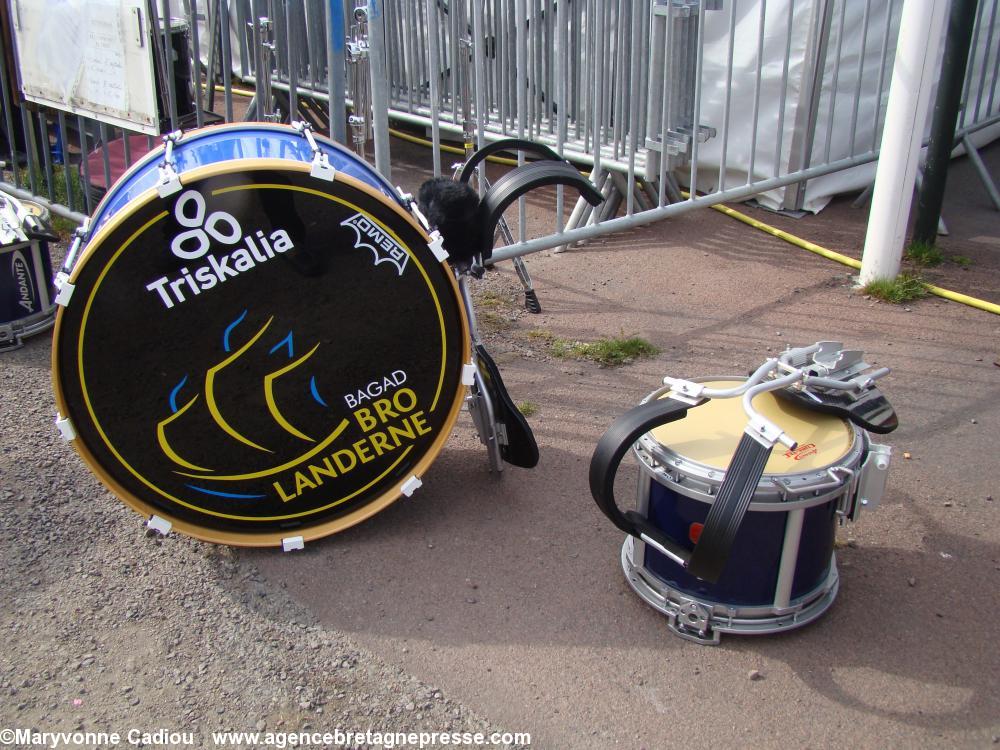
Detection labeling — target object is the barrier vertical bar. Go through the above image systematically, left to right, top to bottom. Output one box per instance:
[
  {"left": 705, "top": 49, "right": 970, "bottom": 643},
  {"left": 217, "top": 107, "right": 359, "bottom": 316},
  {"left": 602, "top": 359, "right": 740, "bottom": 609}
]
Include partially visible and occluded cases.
[
  {"left": 190, "top": 0, "right": 206, "bottom": 127},
  {"left": 286, "top": 0, "right": 299, "bottom": 121},
  {"left": 327, "top": 0, "right": 347, "bottom": 143},
  {"left": 367, "top": 0, "right": 391, "bottom": 180},
  {"left": 426, "top": 0, "right": 442, "bottom": 176},
  {"left": 472, "top": 0, "right": 488, "bottom": 157},
  {"left": 516, "top": 0, "right": 527, "bottom": 241},
  {"left": 556, "top": 0, "right": 567, "bottom": 231},
  {"left": 626, "top": 0, "right": 642, "bottom": 215},
  {"left": 718, "top": 0, "right": 737, "bottom": 193},
  {"left": 747, "top": 0, "right": 766, "bottom": 183},
  {"left": 783, "top": 0, "right": 833, "bottom": 210},
  {"left": 848, "top": 0, "right": 872, "bottom": 156},
  {"left": 860, "top": 0, "right": 948, "bottom": 284},
  {"left": 871, "top": 0, "right": 896, "bottom": 152},
  {"left": 972, "top": 0, "right": 998, "bottom": 123}
]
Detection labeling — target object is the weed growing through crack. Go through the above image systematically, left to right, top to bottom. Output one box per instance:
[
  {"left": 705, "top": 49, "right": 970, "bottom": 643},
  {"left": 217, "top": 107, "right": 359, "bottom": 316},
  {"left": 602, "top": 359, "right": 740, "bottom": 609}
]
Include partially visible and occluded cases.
[
  {"left": 904, "top": 241, "right": 945, "bottom": 266},
  {"left": 862, "top": 272, "right": 928, "bottom": 304},
  {"left": 527, "top": 330, "right": 660, "bottom": 366},
  {"left": 518, "top": 401, "right": 538, "bottom": 417}
]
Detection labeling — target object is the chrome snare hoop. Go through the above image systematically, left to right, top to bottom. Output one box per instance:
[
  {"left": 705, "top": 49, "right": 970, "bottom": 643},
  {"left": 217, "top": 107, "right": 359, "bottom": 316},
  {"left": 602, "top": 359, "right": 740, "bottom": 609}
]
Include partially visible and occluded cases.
[
  {"left": 52, "top": 128, "right": 469, "bottom": 547},
  {"left": 625, "top": 377, "right": 868, "bottom": 643}
]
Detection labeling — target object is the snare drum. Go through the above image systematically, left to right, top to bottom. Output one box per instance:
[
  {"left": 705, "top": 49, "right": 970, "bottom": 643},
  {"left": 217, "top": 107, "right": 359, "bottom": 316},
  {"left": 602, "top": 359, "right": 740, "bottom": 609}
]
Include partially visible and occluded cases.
[
  {"left": 52, "top": 123, "right": 469, "bottom": 547},
  {"left": 1, "top": 194, "right": 55, "bottom": 351},
  {"left": 620, "top": 379, "right": 873, "bottom": 643}
]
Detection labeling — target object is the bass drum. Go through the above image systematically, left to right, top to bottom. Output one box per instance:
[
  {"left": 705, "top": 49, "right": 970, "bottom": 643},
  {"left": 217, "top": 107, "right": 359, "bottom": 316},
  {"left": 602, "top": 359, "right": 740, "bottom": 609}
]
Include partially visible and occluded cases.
[{"left": 52, "top": 123, "right": 469, "bottom": 547}]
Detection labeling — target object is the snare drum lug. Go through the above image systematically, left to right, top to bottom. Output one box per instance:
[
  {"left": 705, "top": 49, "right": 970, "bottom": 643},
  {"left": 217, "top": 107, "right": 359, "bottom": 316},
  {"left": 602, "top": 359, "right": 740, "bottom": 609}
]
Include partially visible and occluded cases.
[
  {"left": 157, "top": 132, "right": 184, "bottom": 197},
  {"left": 54, "top": 276, "right": 75, "bottom": 306},
  {"left": 461, "top": 362, "right": 477, "bottom": 386},
  {"left": 54, "top": 414, "right": 76, "bottom": 441},
  {"left": 400, "top": 475, "right": 423, "bottom": 497},
  {"left": 146, "top": 515, "right": 172, "bottom": 537},
  {"left": 281, "top": 535, "right": 305, "bottom": 552},
  {"left": 667, "top": 600, "right": 720, "bottom": 645}
]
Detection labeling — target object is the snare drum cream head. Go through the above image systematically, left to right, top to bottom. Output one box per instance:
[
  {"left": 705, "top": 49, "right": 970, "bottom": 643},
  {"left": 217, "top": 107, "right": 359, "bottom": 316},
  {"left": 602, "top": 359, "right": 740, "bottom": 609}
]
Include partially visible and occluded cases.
[{"left": 650, "top": 380, "right": 854, "bottom": 474}]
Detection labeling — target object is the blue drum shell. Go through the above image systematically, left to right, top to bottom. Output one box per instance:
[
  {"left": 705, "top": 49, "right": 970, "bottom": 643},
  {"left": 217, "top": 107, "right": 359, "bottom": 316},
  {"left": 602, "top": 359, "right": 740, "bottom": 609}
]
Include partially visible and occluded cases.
[
  {"left": 87, "top": 123, "right": 401, "bottom": 236},
  {"left": 641, "top": 476, "right": 838, "bottom": 607}
]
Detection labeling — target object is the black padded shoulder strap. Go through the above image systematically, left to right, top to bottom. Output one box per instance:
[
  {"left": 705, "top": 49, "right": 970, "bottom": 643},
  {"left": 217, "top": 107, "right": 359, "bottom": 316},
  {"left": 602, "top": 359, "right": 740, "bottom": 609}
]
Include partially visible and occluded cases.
[
  {"left": 458, "top": 138, "right": 563, "bottom": 184},
  {"left": 480, "top": 161, "right": 603, "bottom": 258},
  {"left": 589, "top": 395, "right": 767, "bottom": 584},
  {"left": 589, "top": 397, "right": 702, "bottom": 568}
]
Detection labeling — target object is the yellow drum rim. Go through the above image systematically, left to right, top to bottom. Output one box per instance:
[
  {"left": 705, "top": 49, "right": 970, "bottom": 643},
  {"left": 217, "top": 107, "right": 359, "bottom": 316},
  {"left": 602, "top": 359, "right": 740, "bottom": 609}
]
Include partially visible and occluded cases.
[{"left": 52, "top": 159, "right": 470, "bottom": 547}]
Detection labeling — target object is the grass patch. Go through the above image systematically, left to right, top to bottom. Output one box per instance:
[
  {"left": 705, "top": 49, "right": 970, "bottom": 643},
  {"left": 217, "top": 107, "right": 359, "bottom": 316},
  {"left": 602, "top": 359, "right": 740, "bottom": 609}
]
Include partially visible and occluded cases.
[
  {"left": 8, "top": 164, "right": 86, "bottom": 238},
  {"left": 904, "top": 240, "right": 944, "bottom": 267},
  {"left": 950, "top": 254, "right": 973, "bottom": 268},
  {"left": 862, "top": 272, "right": 928, "bottom": 304},
  {"left": 475, "top": 290, "right": 508, "bottom": 310},
  {"left": 475, "top": 309, "right": 514, "bottom": 334},
  {"left": 526, "top": 329, "right": 555, "bottom": 342},
  {"left": 548, "top": 334, "right": 660, "bottom": 367},
  {"left": 517, "top": 401, "right": 538, "bottom": 418}
]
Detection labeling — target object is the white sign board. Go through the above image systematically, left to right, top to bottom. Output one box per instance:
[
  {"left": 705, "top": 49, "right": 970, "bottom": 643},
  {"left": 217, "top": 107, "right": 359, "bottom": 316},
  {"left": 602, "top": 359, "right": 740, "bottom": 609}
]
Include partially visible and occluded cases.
[{"left": 8, "top": 0, "right": 160, "bottom": 135}]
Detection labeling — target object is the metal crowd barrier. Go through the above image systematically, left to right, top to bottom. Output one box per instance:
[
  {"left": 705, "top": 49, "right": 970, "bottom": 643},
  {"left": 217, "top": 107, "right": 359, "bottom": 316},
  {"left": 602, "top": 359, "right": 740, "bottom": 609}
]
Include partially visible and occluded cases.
[{"left": 0, "top": 0, "right": 998, "bottom": 249}]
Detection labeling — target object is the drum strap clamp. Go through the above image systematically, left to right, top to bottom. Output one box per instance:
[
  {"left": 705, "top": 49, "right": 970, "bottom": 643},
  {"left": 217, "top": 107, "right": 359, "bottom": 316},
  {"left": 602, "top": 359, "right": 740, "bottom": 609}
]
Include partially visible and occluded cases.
[
  {"left": 293, "top": 121, "right": 337, "bottom": 182},
  {"left": 156, "top": 131, "right": 184, "bottom": 197},
  {"left": 462, "top": 363, "right": 477, "bottom": 386},
  {"left": 54, "top": 415, "right": 76, "bottom": 441},
  {"left": 400, "top": 476, "right": 423, "bottom": 497},
  {"left": 147, "top": 515, "right": 173, "bottom": 536},
  {"left": 282, "top": 536, "right": 305, "bottom": 552}
]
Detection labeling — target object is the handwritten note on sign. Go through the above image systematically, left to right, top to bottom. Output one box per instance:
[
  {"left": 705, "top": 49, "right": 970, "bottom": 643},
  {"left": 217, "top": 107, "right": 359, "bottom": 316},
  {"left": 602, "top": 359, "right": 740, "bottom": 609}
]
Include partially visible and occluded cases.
[{"left": 11, "top": 0, "right": 160, "bottom": 134}]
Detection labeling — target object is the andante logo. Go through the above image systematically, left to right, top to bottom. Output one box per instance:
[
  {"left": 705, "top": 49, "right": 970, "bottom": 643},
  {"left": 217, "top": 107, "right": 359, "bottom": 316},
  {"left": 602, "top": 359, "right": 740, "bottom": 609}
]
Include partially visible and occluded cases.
[
  {"left": 146, "top": 189, "right": 294, "bottom": 309},
  {"left": 341, "top": 213, "right": 409, "bottom": 276},
  {"left": 11, "top": 250, "right": 35, "bottom": 313}
]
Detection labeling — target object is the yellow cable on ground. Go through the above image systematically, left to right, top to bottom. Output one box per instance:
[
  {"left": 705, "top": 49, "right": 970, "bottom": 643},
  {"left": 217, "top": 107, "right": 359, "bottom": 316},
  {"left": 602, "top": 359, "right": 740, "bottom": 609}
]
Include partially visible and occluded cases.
[
  {"left": 685, "top": 191, "right": 1000, "bottom": 316},
  {"left": 709, "top": 202, "right": 861, "bottom": 270}
]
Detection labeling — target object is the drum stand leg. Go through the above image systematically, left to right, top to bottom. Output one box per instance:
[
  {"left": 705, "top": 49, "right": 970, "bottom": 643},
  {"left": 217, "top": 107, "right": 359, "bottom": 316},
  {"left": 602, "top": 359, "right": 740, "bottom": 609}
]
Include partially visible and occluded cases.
[
  {"left": 495, "top": 215, "right": 541, "bottom": 314},
  {"left": 458, "top": 274, "right": 504, "bottom": 473}
]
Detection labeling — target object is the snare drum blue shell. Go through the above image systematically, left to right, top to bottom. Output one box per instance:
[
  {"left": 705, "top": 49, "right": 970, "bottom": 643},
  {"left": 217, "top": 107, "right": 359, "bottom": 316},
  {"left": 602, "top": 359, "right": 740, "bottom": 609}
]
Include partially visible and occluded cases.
[{"left": 643, "top": 482, "right": 838, "bottom": 606}]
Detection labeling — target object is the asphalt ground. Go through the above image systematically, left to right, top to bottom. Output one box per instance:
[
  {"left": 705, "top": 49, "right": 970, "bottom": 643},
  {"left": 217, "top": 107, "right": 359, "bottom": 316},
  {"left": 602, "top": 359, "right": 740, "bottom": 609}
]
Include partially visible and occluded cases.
[{"left": 247, "top": 139, "right": 1000, "bottom": 747}]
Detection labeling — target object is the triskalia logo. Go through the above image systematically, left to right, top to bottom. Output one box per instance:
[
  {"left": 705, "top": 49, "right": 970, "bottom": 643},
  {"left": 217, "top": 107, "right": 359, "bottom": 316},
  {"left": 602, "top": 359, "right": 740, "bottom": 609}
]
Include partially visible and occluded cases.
[
  {"left": 146, "top": 189, "right": 295, "bottom": 310},
  {"left": 170, "top": 189, "right": 242, "bottom": 260},
  {"left": 341, "top": 213, "right": 409, "bottom": 276}
]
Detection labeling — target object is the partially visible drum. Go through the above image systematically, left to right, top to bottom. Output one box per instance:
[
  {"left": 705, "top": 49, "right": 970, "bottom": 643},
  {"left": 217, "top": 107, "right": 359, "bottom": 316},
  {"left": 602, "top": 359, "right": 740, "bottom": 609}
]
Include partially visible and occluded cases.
[
  {"left": 52, "top": 123, "right": 469, "bottom": 547},
  {"left": 0, "top": 193, "right": 55, "bottom": 351}
]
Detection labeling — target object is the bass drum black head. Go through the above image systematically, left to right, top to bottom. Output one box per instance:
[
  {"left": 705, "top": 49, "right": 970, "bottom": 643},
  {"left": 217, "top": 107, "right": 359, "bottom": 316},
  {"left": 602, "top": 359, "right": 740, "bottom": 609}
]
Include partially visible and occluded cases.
[{"left": 53, "top": 160, "right": 469, "bottom": 546}]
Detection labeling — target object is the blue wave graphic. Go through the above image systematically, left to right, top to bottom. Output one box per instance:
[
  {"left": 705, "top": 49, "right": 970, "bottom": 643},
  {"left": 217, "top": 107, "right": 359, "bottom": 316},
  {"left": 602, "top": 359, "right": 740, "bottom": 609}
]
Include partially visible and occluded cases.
[
  {"left": 222, "top": 309, "right": 249, "bottom": 353},
  {"left": 269, "top": 331, "right": 295, "bottom": 358},
  {"left": 169, "top": 375, "right": 189, "bottom": 414},
  {"left": 310, "top": 376, "right": 328, "bottom": 407},
  {"left": 186, "top": 484, "right": 267, "bottom": 500}
]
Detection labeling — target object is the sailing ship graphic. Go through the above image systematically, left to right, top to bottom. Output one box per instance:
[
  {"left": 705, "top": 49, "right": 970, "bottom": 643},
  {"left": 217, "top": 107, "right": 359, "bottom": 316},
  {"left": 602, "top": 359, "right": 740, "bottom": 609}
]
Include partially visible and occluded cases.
[{"left": 155, "top": 310, "right": 349, "bottom": 498}]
